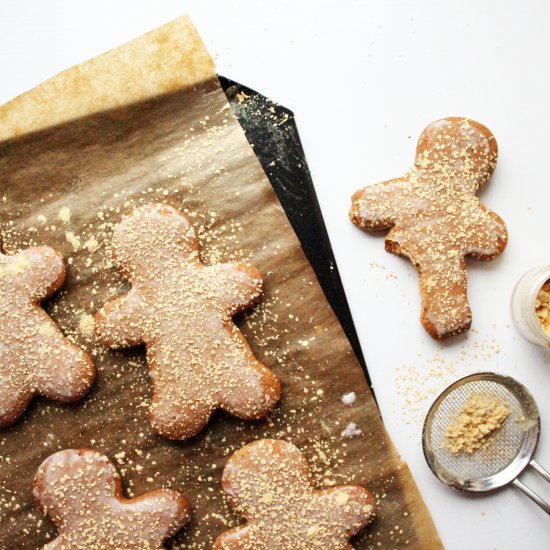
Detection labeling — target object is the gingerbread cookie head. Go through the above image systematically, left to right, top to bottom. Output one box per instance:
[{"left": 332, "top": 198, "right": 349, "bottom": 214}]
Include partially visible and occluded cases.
[
  {"left": 350, "top": 117, "right": 507, "bottom": 339},
  {"left": 415, "top": 118, "right": 498, "bottom": 193},
  {"left": 111, "top": 203, "right": 198, "bottom": 278},
  {"left": 95, "top": 204, "right": 281, "bottom": 440},
  {"left": 0, "top": 244, "right": 95, "bottom": 427},
  {"left": 214, "top": 439, "right": 376, "bottom": 549},
  {"left": 33, "top": 449, "right": 190, "bottom": 549}
]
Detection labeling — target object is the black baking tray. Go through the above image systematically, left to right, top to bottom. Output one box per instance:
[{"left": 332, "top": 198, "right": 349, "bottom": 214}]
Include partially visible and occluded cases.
[{"left": 220, "top": 76, "right": 370, "bottom": 388}]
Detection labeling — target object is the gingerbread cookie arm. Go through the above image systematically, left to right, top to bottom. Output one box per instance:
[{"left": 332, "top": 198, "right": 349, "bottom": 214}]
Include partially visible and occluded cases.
[
  {"left": 350, "top": 177, "right": 413, "bottom": 230},
  {"left": 465, "top": 205, "right": 508, "bottom": 260},
  {"left": 18, "top": 247, "right": 66, "bottom": 300},
  {"left": 205, "top": 263, "right": 263, "bottom": 314},
  {"left": 95, "top": 289, "right": 146, "bottom": 348}
]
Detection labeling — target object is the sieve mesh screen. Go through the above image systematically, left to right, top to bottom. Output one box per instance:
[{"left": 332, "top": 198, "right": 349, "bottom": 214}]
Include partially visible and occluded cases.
[{"left": 427, "top": 380, "right": 527, "bottom": 482}]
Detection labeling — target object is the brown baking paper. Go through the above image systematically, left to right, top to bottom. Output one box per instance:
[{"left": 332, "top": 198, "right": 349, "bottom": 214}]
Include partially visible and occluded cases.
[{"left": 0, "top": 16, "right": 441, "bottom": 549}]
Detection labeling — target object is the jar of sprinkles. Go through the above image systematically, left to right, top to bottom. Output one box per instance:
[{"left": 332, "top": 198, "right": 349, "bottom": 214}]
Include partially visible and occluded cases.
[{"left": 512, "top": 265, "right": 550, "bottom": 347}]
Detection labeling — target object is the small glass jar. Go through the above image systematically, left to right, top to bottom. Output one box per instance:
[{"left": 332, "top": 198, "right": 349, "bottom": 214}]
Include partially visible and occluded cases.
[{"left": 511, "top": 265, "right": 550, "bottom": 347}]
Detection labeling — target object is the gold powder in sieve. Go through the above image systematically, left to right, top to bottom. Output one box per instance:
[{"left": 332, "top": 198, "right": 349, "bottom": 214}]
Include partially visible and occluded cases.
[{"left": 445, "top": 393, "right": 510, "bottom": 454}]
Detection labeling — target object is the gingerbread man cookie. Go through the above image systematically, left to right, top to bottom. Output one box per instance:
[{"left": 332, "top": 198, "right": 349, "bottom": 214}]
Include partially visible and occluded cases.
[
  {"left": 350, "top": 117, "right": 508, "bottom": 338},
  {"left": 95, "top": 204, "right": 281, "bottom": 440},
  {"left": 0, "top": 244, "right": 95, "bottom": 427},
  {"left": 214, "top": 439, "right": 376, "bottom": 549},
  {"left": 34, "top": 449, "right": 190, "bottom": 549}
]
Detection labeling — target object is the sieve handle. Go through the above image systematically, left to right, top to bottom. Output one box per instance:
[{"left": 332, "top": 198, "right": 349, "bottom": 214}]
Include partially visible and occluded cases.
[
  {"left": 530, "top": 460, "right": 550, "bottom": 483},
  {"left": 512, "top": 479, "right": 550, "bottom": 515}
]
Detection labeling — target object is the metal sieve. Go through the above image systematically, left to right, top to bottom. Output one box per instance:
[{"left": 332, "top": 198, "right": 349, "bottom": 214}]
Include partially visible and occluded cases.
[{"left": 422, "top": 372, "right": 550, "bottom": 514}]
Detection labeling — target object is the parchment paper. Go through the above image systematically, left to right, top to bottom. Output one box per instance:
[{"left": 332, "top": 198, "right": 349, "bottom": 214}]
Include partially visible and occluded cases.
[{"left": 0, "top": 16, "right": 441, "bottom": 549}]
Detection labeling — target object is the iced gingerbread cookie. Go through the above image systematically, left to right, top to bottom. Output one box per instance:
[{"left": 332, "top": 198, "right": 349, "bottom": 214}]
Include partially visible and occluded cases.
[
  {"left": 350, "top": 117, "right": 508, "bottom": 338},
  {"left": 95, "top": 204, "right": 281, "bottom": 440},
  {"left": 0, "top": 244, "right": 95, "bottom": 427},
  {"left": 214, "top": 439, "right": 376, "bottom": 549},
  {"left": 34, "top": 449, "right": 190, "bottom": 549}
]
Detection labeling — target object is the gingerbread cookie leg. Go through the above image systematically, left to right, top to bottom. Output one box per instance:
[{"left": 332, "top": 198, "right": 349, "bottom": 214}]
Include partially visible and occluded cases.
[
  {"left": 418, "top": 257, "right": 471, "bottom": 338},
  {"left": 215, "top": 325, "right": 281, "bottom": 420},
  {"left": 150, "top": 380, "right": 213, "bottom": 440},
  {"left": 0, "top": 383, "right": 33, "bottom": 428},
  {"left": 316, "top": 486, "right": 377, "bottom": 541},
  {"left": 214, "top": 527, "right": 251, "bottom": 549}
]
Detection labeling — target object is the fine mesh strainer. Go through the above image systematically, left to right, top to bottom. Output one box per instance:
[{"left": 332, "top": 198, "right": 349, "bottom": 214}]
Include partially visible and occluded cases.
[{"left": 422, "top": 372, "right": 550, "bottom": 514}]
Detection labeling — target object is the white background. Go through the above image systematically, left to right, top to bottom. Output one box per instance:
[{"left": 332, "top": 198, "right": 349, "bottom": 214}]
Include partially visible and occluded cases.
[{"left": 1, "top": 1, "right": 550, "bottom": 548}]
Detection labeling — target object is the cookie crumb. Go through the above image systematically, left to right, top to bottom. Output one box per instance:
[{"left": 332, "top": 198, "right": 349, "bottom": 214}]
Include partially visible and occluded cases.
[
  {"left": 58, "top": 206, "right": 71, "bottom": 223},
  {"left": 65, "top": 231, "right": 81, "bottom": 251},
  {"left": 84, "top": 237, "right": 99, "bottom": 253},
  {"left": 79, "top": 313, "right": 95, "bottom": 338},
  {"left": 341, "top": 392, "right": 356, "bottom": 406},
  {"left": 341, "top": 422, "right": 362, "bottom": 438}
]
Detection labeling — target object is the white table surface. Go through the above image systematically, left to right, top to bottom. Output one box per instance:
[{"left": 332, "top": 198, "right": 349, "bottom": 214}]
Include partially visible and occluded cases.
[{"left": 1, "top": 1, "right": 549, "bottom": 548}]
